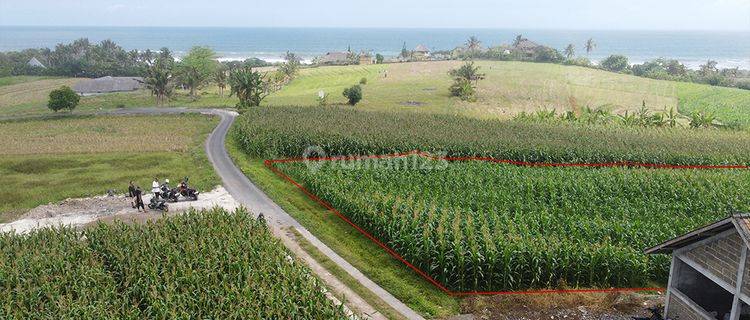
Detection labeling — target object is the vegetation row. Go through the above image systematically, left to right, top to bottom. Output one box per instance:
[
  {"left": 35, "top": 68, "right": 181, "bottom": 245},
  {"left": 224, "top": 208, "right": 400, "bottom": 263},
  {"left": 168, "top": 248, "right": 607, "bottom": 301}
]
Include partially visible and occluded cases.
[{"left": 0, "top": 208, "right": 348, "bottom": 319}]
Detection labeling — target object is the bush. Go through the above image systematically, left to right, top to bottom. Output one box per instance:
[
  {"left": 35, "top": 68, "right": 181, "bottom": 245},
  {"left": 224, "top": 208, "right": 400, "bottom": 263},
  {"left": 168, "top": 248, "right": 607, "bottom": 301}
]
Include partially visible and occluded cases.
[
  {"left": 600, "top": 55, "right": 630, "bottom": 72},
  {"left": 359, "top": 77, "right": 368, "bottom": 85},
  {"left": 449, "top": 78, "right": 476, "bottom": 101},
  {"left": 738, "top": 81, "right": 750, "bottom": 91},
  {"left": 342, "top": 85, "right": 362, "bottom": 105},
  {"left": 47, "top": 86, "right": 79, "bottom": 112}
]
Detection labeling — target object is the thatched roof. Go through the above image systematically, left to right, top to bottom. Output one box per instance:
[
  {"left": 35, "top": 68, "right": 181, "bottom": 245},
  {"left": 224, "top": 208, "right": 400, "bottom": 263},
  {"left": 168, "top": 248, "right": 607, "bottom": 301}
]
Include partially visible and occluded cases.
[
  {"left": 514, "top": 39, "right": 541, "bottom": 52},
  {"left": 414, "top": 44, "right": 430, "bottom": 53},
  {"left": 317, "top": 52, "right": 350, "bottom": 64},
  {"left": 27, "top": 57, "right": 46, "bottom": 68},
  {"left": 73, "top": 76, "right": 144, "bottom": 94}
]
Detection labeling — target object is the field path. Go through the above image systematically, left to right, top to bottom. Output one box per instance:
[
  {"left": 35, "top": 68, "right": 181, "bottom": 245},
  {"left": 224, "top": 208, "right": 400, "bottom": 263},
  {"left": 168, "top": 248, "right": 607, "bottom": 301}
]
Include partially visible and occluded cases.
[{"left": 95, "top": 107, "right": 423, "bottom": 320}]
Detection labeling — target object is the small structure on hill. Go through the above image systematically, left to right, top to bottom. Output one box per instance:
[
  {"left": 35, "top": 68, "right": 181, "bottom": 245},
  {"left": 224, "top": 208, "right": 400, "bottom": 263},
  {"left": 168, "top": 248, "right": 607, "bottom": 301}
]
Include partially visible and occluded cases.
[
  {"left": 513, "top": 39, "right": 542, "bottom": 58},
  {"left": 413, "top": 44, "right": 430, "bottom": 60},
  {"left": 317, "top": 52, "right": 350, "bottom": 65},
  {"left": 358, "top": 52, "right": 374, "bottom": 65},
  {"left": 27, "top": 57, "right": 46, "bottom": 69},
  {"left": 73, "top": 76, "right": 144, "bottom": 95},
  {"left": 646, "top": 213, "right": 750, "bottom": 320}
]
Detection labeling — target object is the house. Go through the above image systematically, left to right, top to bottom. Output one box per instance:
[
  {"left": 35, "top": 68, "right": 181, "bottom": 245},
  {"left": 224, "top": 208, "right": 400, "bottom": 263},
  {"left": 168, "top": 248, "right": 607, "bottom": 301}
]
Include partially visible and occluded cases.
[
  {"left": 513, "top": 39, "right": 542, "bottom": 58},
  {"left": 413, "top": 44, "right": 430, "bottom": 60},
  {"left": 317, "top": 52, "right": 350, "bottom": 65},
  {"left": 358, "top": 52, "right": 374, "bottom": 65},
  {"left": 27, "top": 57, "right": 46, "bottom": 68},
  {"left": 73, "top": 76, "right": 144, "bottom": 95},
  {"left": 645, "top": 213, "right": 750, "bottom": 320}
]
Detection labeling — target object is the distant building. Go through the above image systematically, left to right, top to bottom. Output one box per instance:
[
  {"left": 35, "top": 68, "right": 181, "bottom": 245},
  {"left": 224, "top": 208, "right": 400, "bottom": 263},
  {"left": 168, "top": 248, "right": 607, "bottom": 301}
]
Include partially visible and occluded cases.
[
  {"left": 513, "top": 39, "right": 542, "bottom": 58},
  {"left": 413, "top": 44, "right": 431, "bottom": 60},
  {"left": 317, "top": 52, "right": 350, "bottom": 65},
  {"left": 358, "top": 52, "right": 374, "bottom": 65},
  {"left": 27, "top": 57, "right": 46, "bottom": 69},
  {"left": 73, "top": 76, "right": 144, "bottom": 95},
  {"left": 645, "top": 213, "right": 750, "bottom": 320}
]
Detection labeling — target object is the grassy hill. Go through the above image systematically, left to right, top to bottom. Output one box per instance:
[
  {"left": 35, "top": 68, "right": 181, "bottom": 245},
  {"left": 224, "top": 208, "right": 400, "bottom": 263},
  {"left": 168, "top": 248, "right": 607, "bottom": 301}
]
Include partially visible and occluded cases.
[{"left": 2, "top": 62, "right": 749, "bottom": 125}]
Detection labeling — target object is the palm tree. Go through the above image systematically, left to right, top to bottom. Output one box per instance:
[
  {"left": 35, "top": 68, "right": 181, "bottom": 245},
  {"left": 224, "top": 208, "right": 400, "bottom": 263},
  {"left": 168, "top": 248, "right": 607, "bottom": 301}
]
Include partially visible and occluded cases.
[
  {"left": 513, "top": 35, "right": 524, "bottom": 47},
  {"left": 466, "top": 36, "right": 482, "bottom": 52},
  {"left": 585, "top": 38, "right": 596, "bottom": 56},
  {"left": 564, "top": 44, "right": 575, "bottom": 60},
  {"left": 145, "top": 63, "right": 174, "bottom": 105},
  {"left": 229, "top": 66, "right": 271, "bottom": 111},
  {"left": 215, "top": 67, "right": 227, "bottom": 97}
]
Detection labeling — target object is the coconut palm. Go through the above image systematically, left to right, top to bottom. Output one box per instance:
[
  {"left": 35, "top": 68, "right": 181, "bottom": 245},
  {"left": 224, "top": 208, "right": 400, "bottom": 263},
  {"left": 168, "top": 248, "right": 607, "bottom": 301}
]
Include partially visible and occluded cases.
[
  {"left": 513, "top": 35, "right": 524, "bottom": 47},
  {"left": 466, "top": 36, "right": 482, "bottom": 52},
  {"left": 585, "top": 38, "right": 596, "bottom": 56},
  {"left": 564, "top": 44, "right": 575, "bottom": 60},
  {"left": 229, "top": 66, "right": 271, "bottom": 111},
  {"left": 215, "top": 67, "right": 227, "bottom": 97}
]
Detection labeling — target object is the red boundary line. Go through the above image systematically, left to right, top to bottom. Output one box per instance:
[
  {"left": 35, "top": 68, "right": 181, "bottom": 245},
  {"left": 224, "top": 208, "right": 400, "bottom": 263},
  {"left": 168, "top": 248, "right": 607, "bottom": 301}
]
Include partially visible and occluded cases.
[{"left": 264, "top": 150, "right": 749, "bottom": 296}]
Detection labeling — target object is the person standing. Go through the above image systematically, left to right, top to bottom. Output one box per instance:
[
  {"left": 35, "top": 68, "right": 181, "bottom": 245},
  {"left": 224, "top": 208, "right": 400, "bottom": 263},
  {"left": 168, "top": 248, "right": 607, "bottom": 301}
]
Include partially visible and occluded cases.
[
  {"left": 152, "top": 177, "right": 161, "bottom": 199},
  {"left": 128, "top": 181, "right": 136, "bottom": 208},
  {"left": 134, "top": 186, "right": 147, "bottom": 212}
]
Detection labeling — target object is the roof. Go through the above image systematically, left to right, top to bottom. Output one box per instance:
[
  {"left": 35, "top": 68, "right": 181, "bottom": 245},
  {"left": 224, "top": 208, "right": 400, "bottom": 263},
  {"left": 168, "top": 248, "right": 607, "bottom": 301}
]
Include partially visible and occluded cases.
[
  {"left": 514, "top": 39, "right": 541, "bottom": 51},
  {"left": 414, "top": 45, "right": 430, "bottom": 53},
  {"left": 318, "top": 52, "right": 350, "bottom": 64},
  {"left": 27, "top": 57, "right": 46, "bottom": 68},
  {"left": 73, "top": 76, "right": 144, "bottom": 94},
  {"left": 645, "top": 213, "right": 750, "bottom": 254}
]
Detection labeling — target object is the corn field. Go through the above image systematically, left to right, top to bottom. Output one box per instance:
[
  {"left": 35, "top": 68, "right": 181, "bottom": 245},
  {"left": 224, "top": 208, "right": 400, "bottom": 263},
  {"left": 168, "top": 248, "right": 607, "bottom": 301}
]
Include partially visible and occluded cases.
[
  {"left": 232, "top": 106, "right": 750, "bottom": 166},
  {"left": 275, "top": 157, "right": 750, "bottom": 291},
  {"left": 0, "top": 208, "right": 348, "bottom": 319}
]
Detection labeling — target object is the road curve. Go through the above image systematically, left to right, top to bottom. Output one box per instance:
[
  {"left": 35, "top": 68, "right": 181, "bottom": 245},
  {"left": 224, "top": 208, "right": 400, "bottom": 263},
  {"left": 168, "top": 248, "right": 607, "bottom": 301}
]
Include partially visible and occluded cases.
[{"left": 203, "top": 110, "right": 424, "bottom": 320}]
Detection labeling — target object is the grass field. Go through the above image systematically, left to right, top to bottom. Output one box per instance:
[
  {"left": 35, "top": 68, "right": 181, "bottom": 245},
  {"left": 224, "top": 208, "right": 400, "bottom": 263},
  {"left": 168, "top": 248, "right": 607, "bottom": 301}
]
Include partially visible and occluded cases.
[
  {"left": 3, "top": 61, "right": 749, "bottom": 126},
  {"left": 0, "top": 114, "right": 219, "bottom": 222},
  {"left": 1, "top": 208, "right": 348, "bottom": 319}
]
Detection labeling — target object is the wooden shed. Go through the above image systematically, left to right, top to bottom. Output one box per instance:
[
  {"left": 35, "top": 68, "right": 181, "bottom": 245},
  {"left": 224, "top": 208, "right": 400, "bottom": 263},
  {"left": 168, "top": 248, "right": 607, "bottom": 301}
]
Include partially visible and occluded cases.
[{"left": 645, "top": 214, "right": 750, "bottom": 320}]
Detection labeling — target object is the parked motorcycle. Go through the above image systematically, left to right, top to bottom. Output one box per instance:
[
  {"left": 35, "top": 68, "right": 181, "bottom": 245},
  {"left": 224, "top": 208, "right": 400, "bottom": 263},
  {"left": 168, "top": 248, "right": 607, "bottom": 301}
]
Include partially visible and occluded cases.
[
  {"left": 160, "top": 185, "right": 179, "bottom": 202},
  {"left": 148, "top": 196, "right": 169, "bottom": 211}
]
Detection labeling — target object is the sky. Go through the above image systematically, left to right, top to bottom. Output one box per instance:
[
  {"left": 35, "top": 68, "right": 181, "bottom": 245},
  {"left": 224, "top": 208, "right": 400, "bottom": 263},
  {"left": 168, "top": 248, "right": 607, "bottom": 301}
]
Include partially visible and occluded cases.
[{"left": 1, "top": 0, "right": 749, "bottom": 30}]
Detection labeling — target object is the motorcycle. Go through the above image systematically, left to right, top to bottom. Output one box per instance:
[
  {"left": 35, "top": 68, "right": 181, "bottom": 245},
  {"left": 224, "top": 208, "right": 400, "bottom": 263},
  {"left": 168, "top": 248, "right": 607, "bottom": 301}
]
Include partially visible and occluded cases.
[
  {"left": 160, "top": 185, "right": 179, "bottom": 202},
  {"left": 178, "top": 186, "right": 199, "bottom": 201},
  {"left": 148, "top": 196, "right": 169, "bottom": 211}
]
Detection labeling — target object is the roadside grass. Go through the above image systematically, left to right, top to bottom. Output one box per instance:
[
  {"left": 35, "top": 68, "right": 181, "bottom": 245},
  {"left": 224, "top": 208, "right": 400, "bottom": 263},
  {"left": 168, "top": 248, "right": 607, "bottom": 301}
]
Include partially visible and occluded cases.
[
  {"left": 0, "top": 76, "right": 59, "bottom": 87},
  {"left": 0, "top": 114, "right": 219, "bottom": 222},
  {"left": 225, "top": 137, "right": 460, "bottom": 318},
  {"left": 287, "top": 228, "right": 407, "bottom": 320}
]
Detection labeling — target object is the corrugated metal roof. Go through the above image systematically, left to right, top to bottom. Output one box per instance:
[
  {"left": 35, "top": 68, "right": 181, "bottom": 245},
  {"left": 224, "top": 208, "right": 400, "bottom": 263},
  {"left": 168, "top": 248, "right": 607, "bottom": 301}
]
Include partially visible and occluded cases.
[
  {"left": 73, "top": 76, "right": 144, "bottom": 94},
  {"left": 644, "top": 213, "right": 750, "bottom": 254}
]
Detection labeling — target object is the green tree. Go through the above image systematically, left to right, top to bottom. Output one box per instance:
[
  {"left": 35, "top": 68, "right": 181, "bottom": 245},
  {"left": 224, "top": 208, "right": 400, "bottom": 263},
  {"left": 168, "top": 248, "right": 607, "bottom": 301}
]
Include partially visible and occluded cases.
[
  {"left": 466, "top": 36, "right": 482, "bottom": 52},
  {"left": 585, "top": 38, "right": 596, "bottom": 56},
  {"left": 400, "top": 42, "right": 411, "bottom": 60},
  {"left": 564, "top": 44, "right": 575, "bottom": 60},
  {"left": 177, "top": 46, "right": 218, "bottom": 98},
  {"left": 278, "top": 51, "right": 301, "bottom": 80},
  {"left": 145, "top": 53, "right": 175, "bottom": 105},
  {"left": 375, "top": 54, "right": 384, "bottom": 64},
  {"left": 600, "top": 55, "right": 629, "bottom": 72},
  {"left": 448, "top": 61, "right": 485, "bottom": 84},
  {"left": 448, "top": 62, "right": 484, "bottom": 101},
  {"left": 215, "top": 67, "right": 228, "bottom": 97},
  {"left": 229, "top": 67, "right": 271, "bottom": 111},
  {"left": 342, "top": 85, "right": 362, "bottom": 105},
  {"left": 47, "top": 86, "right": 79, "bottom": 112}
]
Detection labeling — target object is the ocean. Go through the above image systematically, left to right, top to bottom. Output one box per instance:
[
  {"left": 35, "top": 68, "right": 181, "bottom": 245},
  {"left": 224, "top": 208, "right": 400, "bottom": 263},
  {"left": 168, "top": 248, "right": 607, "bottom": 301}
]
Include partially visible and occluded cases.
[{"left": 1, "top": 26, "right": 749, "bottom": 70}]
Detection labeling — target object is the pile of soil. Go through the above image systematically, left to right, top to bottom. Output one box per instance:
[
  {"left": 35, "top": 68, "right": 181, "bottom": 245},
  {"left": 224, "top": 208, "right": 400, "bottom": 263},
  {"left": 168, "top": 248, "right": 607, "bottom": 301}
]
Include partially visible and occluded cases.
[{"left": 454, "top": 291, "right": 663, "bottom": 320}]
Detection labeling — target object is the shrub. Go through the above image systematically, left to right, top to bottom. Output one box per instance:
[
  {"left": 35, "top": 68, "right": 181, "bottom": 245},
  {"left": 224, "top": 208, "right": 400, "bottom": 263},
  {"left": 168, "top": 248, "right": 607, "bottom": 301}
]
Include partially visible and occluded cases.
[
  {"left": 600, "top": 55, "right": 630, "bottom": 72},
  {"left": 359, "top": 77, "right": 368, "bottom": 85},
  {"left": 449, "top": 78, "right": 476, "bottom": 101},
  {"left": 342, "top": 85, "right": 362, "bottom": 105},
  {"left": 47, "top": 86, "right": 79, "bottom": 112}
]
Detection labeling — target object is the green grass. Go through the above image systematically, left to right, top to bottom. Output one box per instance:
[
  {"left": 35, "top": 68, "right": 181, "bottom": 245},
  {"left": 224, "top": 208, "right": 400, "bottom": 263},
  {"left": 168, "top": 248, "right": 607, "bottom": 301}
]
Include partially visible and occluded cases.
[
  {"left": 4, "top": 61, "right": 749, "bottom": 125},
  {"left": 0, "top": 76, "right": 58, "bottom": 87},
  {"left": 0, "top": 114, "right": 219, "bottom": 222},
  {"left": 226, "top": 139, "right": 460, "bottom": 318},
  {"left": 275, "top": 156, "right": 749, "bottom": 291},
  {"left": 1, "top": 208, "right": 348, "bottom": 319}
]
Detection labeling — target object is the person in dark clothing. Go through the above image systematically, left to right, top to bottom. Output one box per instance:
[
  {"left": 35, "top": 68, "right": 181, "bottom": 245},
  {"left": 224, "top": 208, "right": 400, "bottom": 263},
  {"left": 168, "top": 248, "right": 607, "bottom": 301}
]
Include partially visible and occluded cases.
[
  {"left": 128, "top": 181, "right": 136, "bottom": 208},
  {"left": 134, "top": 186, "right": 147, "bottom": 212}
]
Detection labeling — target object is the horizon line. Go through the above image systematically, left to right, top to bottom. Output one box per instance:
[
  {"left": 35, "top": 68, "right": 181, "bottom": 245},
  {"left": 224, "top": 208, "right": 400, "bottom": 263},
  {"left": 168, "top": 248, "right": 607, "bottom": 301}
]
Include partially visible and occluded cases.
[{"left": 1, "top": 25, "right": 749, "bottom": 32}]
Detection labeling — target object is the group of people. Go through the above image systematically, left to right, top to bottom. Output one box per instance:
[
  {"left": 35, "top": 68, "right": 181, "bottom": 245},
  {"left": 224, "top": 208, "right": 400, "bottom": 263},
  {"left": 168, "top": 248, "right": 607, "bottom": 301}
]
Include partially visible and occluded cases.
[{"left": 127, "top": 177, "right": 188, "bottom": 212}]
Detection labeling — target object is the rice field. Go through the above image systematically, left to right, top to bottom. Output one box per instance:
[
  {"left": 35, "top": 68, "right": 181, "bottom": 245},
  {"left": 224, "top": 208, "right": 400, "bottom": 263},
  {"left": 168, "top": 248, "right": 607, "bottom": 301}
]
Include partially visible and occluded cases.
[
  {"left": 0, "top": 114, "right": 219, "bottom": 222},
  {"left": 272, "top": 156, "right": 750, "bottom": 291},
  {"left": 0, "top": 208, "right": 349, "bottom": 319}
]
